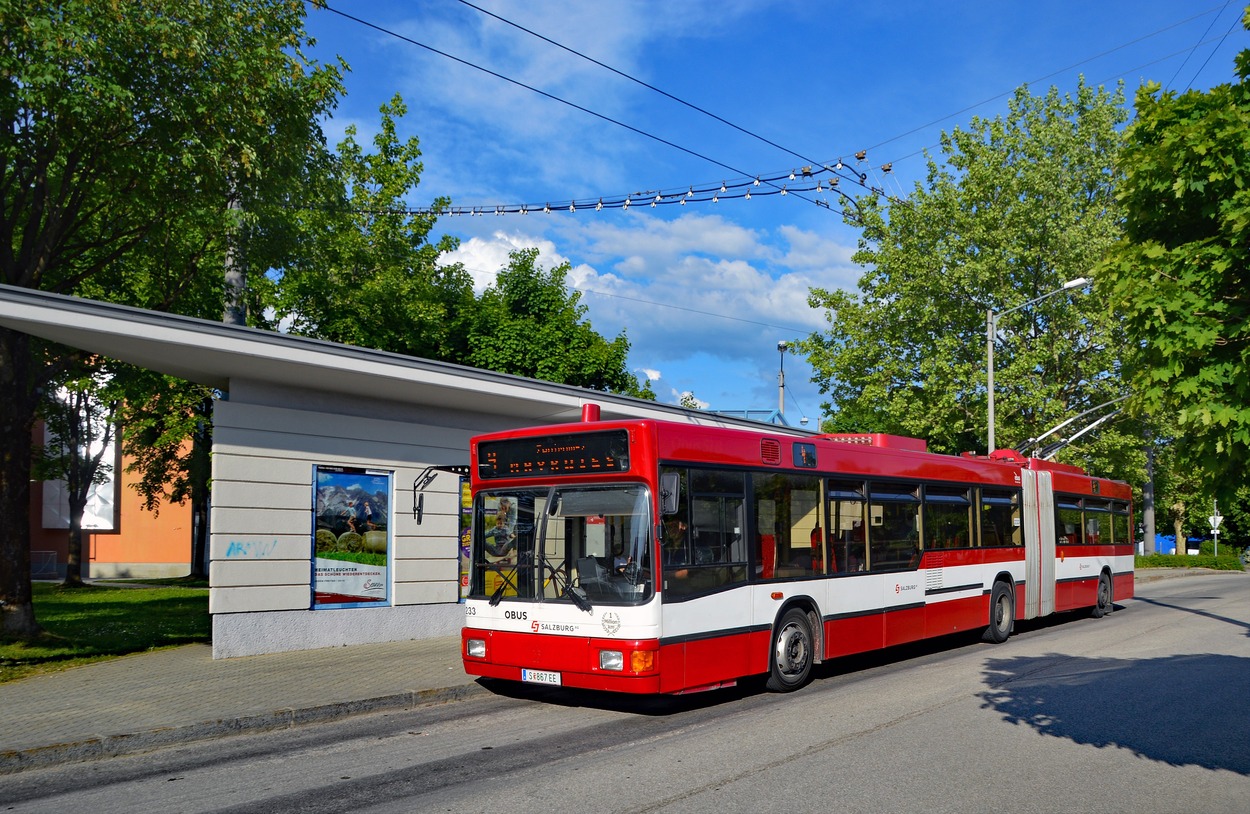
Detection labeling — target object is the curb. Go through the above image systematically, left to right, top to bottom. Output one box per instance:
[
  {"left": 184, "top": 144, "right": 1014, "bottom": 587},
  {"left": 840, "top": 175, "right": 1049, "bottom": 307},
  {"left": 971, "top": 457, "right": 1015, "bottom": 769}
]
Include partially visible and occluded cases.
[
  {"left": 1133, "top": 567, "right": 1244, "bottom": 584},
  {"left": 0, "top": 682, "right": 485, "bottom": 776}
]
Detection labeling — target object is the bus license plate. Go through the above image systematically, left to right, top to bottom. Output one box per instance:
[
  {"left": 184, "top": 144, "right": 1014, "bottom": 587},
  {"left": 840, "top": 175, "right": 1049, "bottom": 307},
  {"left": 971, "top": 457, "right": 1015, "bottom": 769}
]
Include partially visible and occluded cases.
[{"left": 522, "top": 669, "right": 562, "bottom": 686}]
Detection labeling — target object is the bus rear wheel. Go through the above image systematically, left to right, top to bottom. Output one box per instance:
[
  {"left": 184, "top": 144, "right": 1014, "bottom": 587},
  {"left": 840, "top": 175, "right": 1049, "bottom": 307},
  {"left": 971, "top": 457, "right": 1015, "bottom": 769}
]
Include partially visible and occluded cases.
[
  {"left": 1091, "top": 573, "right": 1113, "bottom": 618},
  {"left": 982, "top": 581, "right": 1013, "bottom": 644},
  {"left": 766, "top": 608, "right": 814, "bottom": 692}
]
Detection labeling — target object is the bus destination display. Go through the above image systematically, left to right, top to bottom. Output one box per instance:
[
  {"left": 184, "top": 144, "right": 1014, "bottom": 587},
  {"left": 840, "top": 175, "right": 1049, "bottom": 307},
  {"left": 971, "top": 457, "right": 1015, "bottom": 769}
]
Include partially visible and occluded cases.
[{"left": 478, "top": 430, "right": 630, "bottom": 479}]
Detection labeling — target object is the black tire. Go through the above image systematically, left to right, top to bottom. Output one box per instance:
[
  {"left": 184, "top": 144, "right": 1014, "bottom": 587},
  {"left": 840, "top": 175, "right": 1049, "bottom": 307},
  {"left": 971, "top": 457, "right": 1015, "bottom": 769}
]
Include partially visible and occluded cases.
[
  {"left": 1091, "top": 572, "right": 1113, "bottom": 618},
  {"left": 982, "top": 581, "right": 1014, "bottom": 644},
  {"left": 766, "top": 608, "right": 814, "bottom": 692}
]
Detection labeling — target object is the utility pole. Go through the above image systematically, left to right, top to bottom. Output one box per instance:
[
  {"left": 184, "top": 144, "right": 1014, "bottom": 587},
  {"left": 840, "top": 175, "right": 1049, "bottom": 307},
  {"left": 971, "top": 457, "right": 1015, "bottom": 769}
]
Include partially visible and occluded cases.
[{"left": 777, "top": 341, "right": 787, "bottom": 418}]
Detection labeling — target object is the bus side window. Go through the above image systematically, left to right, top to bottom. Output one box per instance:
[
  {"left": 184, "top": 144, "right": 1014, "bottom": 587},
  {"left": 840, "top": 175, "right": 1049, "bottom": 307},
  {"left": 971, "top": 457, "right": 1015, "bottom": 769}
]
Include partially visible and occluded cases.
[
  {"left": 665, "top": 469, "right": 747, "bottom": 595},
  {"left": 752, "top": 473, "right": 824, "bottom": 579},
  {"left": 828, "top": 480, "right": 867, "bottom": 573},
  {"left": 868, "top": 481, "right": 920, "bottom": 571},
  {"left": 924, "top": 485, "right": 972, "bottom": 550},
  {"left": 980, "top": 488, "right": 1021, "bottom": 547},
  {"left": 1057, "top": 497, "right": 1083, "bottom": 545},
  {"left": 1111, "top": 501, "right": 1130, "bottom": 545}
]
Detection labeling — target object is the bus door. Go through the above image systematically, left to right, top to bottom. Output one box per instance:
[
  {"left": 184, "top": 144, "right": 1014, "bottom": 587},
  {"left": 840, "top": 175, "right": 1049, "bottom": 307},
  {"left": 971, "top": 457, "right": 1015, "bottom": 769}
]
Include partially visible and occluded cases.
[{"left": 1021, "top": 470, "right": 1056, "bottom": 619}]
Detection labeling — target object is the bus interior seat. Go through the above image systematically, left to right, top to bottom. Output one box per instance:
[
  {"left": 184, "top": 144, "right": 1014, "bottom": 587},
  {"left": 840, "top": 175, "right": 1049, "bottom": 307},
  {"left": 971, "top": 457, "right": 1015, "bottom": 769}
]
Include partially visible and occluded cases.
[{"left": 577, "top": 556, "right": 607, "bottom": 591}]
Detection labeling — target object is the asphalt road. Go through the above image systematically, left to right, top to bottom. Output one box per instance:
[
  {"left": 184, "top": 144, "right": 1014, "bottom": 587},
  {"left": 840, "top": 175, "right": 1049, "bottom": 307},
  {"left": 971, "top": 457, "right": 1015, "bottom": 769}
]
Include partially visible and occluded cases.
[{"left": 3, "top": 571, "right": 1247, "bottom": 814}]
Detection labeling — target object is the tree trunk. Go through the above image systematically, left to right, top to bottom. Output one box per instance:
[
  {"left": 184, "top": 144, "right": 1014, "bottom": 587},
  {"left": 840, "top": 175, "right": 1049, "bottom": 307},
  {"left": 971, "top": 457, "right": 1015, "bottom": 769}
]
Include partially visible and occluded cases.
[
  {"left": 0, "top": 327, "right": 42, "bottom": 637},
  {"left": 188, "top": 396, "right": 213, "bottom": 579},
  {"left": 1142, "top": 440, "right": 1155, "bottom": 555},
  {"left": 63, "top": 499, "right": 86, "bottom": 587}
]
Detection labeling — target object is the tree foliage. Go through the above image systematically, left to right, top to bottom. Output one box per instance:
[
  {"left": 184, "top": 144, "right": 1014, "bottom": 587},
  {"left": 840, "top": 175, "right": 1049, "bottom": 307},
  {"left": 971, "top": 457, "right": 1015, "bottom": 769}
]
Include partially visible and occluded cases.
[
  {"left": 0, "top": 0, "right": 343, "bottom": 637},
  {"left": 1099, "top": 10, "right": 1250, "bottom": 497},
  {"left": 801, "top": 80, "right": 1137, "bottom": 481},
  {"left": 270, "top": 95, "right": 474, "bottom": 361},
  {"left": 468, "top": 249, "right": 655, "bottom": 398}
]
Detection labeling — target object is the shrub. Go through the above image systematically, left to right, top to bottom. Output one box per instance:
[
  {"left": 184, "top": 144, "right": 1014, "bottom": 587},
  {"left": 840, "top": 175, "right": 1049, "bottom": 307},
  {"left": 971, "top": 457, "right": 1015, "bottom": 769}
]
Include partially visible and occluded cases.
[{"left": 1135, "top": 553, "right": 1245, "bottom": 571}]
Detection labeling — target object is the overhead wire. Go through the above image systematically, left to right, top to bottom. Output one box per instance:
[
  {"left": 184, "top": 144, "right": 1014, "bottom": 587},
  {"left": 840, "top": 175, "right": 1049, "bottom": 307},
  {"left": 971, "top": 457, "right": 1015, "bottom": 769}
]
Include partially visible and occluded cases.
[
  {"left": 451, "top": 0, "right": 894, "bottom": 211},
  {"left": 453, "top": 0, "right": 830, "bottom": 173},
  {"left": 1165, "top": 0, "right": 1234, "bottom": 90},
  {"left": 309, "top": 2, "right": 1234, "bottom": 222},
  {"left": 314, "top": 2, "right": 848, "bottom": 215},
  {"left": 1178, "top": 8, "right": 1244, "bottom": 91}
]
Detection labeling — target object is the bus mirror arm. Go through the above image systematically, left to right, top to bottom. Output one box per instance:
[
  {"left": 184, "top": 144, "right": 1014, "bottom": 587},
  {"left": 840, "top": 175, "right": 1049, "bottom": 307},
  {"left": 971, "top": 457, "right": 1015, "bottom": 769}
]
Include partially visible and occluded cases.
[
  {"left": 660, "top": 472, "right": 680, "bottom": 515},
  {"left": 568, "top": 585, "right": 592, "bottom": 613}
]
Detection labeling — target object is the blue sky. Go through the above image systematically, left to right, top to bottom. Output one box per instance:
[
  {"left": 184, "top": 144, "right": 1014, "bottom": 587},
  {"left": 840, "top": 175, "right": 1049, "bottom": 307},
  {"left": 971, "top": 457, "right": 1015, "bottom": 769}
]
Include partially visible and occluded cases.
[{"left": 301, "top": 1, "right": 1245, "bottom": 423}]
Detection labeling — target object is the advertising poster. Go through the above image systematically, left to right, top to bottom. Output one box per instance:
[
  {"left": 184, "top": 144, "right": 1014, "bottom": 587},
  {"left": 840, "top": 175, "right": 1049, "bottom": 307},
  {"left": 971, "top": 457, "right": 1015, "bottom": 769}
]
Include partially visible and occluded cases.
[
  {"left": 313, "top": 466, "right": 391, "bottom": 609},
  {"left": 458, "top": 477, "right": 472, "bottom": 602},
  {"left": 481, "top": 493, "right": 522, "bottom": 598}
]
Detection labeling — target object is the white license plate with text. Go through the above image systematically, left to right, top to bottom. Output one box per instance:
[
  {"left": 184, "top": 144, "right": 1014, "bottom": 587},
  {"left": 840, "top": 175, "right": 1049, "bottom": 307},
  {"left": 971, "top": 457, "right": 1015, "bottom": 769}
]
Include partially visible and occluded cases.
[{"left": 522, "top": 669, "right": 562, "bottom": 686}]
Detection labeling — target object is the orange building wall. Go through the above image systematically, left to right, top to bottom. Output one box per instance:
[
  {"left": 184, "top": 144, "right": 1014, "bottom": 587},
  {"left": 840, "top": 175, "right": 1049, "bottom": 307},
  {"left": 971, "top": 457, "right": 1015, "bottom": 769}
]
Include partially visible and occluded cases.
[{"left": 28, "top": 425, "right": 192, "bottom": 580}]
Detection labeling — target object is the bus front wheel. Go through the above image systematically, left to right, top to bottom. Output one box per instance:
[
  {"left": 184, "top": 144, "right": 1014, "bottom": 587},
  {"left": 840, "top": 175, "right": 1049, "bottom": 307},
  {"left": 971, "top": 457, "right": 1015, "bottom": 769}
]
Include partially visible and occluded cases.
[
  {"left": 982, "top": 581, "right": 1013, "bottom": 644},
  {"left": 766, "top": 608, "right": 814, "bottom": 692}
]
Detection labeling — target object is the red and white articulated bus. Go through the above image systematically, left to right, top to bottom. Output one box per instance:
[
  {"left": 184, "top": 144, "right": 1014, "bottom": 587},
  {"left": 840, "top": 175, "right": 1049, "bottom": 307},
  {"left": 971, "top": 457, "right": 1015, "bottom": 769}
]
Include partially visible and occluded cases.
[{"left": 461, "top": 405, "right": 1134, "bottom": 694}]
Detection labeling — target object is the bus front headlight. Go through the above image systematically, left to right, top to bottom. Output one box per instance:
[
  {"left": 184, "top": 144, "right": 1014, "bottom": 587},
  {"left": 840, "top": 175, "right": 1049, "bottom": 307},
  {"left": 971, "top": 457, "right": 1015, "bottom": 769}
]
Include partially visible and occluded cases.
[
  {"left": 466, "top": 639, "right": 486, "bottom": 659},
  {"left": 599, "top": 650, "right": 624, "bottom": 671}
]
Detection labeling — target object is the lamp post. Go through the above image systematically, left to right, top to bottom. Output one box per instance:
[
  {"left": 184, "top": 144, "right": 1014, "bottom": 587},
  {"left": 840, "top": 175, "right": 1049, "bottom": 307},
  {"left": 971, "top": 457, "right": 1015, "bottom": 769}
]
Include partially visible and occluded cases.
[
  {"left": 986, "top": 277, "right": 1089, "bottom": 452},
  {"left": 777, "top": 341, "right": 788, "bottom": 418}
]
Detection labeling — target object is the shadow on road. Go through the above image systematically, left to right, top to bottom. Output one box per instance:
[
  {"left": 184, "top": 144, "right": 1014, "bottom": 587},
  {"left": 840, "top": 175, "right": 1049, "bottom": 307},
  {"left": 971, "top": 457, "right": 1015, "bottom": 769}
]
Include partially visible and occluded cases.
[
  {"left": 1134, "top": 595, "right": 1250, "bottom": 637},
  {"left": 980, "top": 652, "right": 1250, "bottom": 775},
  {"left": 475, "top": 676, "right": 764, "bottom": 716}
]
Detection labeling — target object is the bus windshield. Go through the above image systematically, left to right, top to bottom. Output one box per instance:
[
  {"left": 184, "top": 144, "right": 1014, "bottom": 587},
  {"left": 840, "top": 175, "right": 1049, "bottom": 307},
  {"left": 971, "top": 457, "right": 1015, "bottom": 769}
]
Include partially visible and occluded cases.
[{"left": 470, "top": 484, "right": 654, "bottom": 606}]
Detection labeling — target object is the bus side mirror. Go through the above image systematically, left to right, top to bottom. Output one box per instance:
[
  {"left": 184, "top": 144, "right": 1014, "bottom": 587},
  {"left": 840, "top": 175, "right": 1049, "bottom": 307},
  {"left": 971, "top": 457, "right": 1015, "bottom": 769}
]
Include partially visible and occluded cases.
[{"left": 660, "top": 472, "right": 680, "bottom": 516}]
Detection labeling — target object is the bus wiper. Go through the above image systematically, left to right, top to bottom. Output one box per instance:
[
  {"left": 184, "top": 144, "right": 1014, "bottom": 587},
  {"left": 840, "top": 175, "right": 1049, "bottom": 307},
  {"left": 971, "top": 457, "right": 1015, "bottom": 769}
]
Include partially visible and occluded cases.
[
  {"left": 488, "top": 565, "right": 519, "bottom": 607},
  {"left": 567, "top": 585, "right": 592, "bottom": 612}
]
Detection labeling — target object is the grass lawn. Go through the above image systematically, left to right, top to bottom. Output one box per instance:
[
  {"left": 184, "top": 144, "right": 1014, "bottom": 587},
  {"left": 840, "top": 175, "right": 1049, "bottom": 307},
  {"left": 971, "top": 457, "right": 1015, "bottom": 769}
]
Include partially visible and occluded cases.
[{"left": 0, "top": 580, "right": 210, "bottom": 684}]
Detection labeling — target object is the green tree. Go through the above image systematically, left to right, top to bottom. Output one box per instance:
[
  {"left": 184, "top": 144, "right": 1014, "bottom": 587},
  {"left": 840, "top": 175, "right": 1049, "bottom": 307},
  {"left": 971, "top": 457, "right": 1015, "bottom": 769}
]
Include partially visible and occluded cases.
[
  {"left": 0, "top": 0, "right": 342, "bottom": 637},
  {"left": 1099, "top": 9, "right": 1250, "bottom": 497},
  {"left": 801, "top": 80, "right": 1137, "bottom": 480},
  {"left": 270, "top": 95, "right": 474, "bottom": 360},
  {"left": 468, "top": 248, "right": 654, "bottom": 398}
]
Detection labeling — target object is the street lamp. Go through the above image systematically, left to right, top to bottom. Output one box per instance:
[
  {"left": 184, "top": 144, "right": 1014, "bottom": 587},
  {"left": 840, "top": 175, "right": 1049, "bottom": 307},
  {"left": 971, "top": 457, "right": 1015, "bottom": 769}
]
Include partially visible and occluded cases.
[
  {"left": 986, "top": 277, "right": 1089, "bottom": 452},
  {"left": 777, "top": 341, "right": 788, "bottom": 417}
]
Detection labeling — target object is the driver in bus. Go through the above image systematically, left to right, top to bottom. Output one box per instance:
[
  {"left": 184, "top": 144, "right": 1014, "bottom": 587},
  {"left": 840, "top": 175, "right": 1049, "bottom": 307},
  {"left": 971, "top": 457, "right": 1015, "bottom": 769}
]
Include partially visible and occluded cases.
[{"left": 662, "top": 518, "right": 690, "bottom": 579}]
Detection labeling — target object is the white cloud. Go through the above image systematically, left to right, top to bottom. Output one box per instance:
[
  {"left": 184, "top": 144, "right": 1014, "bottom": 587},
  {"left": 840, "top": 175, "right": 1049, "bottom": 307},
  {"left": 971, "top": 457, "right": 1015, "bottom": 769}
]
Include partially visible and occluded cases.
[
  {"left": 573, "top": 212, "right": 768, "bottom": 270},
  {"left": 439, "top": 230, "right": 570, "bottom": 292}
]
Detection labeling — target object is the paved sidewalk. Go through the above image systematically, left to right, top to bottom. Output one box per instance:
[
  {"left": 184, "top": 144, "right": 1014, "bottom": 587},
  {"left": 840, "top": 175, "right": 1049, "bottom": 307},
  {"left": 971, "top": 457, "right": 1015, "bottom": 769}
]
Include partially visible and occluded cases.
[
  {"left": 0, "top": 567, "right": 1238, "bottom": 774},
  {"left": 0, "top": 635, "right": 479, "bottom": 774}
]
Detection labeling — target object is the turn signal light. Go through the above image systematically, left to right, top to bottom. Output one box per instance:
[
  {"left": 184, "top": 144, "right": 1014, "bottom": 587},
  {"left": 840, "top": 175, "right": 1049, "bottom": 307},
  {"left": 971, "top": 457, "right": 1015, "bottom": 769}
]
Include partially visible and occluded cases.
[{"left": 631, "top": 650, "right": 656, "bottom": 672}]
